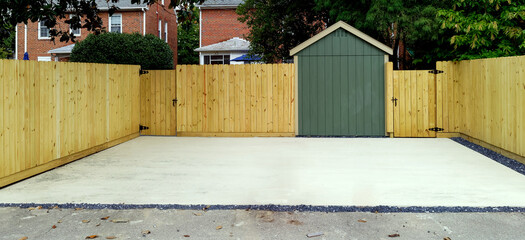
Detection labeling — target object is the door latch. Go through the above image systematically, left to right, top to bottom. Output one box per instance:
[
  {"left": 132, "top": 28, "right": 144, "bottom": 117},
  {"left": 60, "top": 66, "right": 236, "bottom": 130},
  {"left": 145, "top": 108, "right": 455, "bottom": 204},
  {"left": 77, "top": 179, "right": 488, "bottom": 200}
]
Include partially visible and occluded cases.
[
  {"left": 391, "top": 97, "right": 398, "bottom": 107},
  {"left": 172, "top": 99, "right": 178, "bottom": 106}
]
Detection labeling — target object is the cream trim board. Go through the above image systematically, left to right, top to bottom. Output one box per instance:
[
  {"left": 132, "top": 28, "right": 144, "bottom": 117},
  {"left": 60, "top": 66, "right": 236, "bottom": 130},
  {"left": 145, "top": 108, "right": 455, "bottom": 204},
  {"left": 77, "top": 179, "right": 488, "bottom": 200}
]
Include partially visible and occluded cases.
[
  {"left": 290, "top": 21, "right": 394, "bottom": 56},
  {"left": 294, "top": 56, "right": 299, "bottom": 136}
]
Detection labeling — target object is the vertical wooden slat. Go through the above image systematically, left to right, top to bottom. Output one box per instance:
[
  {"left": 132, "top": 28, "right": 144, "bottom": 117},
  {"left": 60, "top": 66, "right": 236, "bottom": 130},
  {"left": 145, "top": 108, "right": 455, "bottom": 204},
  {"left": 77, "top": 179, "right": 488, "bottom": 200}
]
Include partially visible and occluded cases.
[
  {"left": 0, "top": 60, "right": 4, "bottom": 178},
  {"left": 393, "top": 71, "right": 400, "bottom": 136},
  {"left": 416, "top": 71, "right": 424, "bottom": 137},
  {"left": 428, "top": 71, "right": 436, "bottom": 138}
]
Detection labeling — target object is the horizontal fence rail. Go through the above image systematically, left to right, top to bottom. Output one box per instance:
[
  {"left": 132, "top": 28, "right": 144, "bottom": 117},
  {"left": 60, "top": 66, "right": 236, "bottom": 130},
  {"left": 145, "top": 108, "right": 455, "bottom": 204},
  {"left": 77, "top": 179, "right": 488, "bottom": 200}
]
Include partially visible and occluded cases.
[
  {"left": 0, "top": 60, "right": 140, "bottom": 187},
  {"left": 176, "top": 64, "right": 296, "bottom": 136}
]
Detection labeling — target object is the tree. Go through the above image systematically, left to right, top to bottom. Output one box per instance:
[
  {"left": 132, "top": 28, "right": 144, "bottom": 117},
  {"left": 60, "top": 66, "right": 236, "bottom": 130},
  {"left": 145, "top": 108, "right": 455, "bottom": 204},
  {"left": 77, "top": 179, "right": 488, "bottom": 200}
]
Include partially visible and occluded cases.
[
  {"left": 0, "top": 0, "right": 203, "bottom": 44},
  {"left": 237, "top": 0, "right": 328, "bottom": 63},
  {"left": 315, "top": 0, "right": 451, "bottom": 69},
  {"left": 437, "top": 0, "right": 525, "bottom": 60},
  {"left": 177, "top": 6, "right": 199, "bottom": 64},
  {"left": 0, "top": 28, "right": 15, "bottom": 59},
  {"left": 70, "top": 33, "right": 173, "bottom": 70}
]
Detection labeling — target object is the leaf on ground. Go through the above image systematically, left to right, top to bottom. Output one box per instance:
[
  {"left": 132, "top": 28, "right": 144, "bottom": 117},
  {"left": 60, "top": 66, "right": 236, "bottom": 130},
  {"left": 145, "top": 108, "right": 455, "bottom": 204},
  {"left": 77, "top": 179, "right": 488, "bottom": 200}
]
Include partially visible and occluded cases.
[
  {"left": 203, "top": 205, "right": 210, "bottom": 211},
  {"left": 36, "top": 206, "right": 42, "bottom": 210},
  {"left": 27, "top": 207, "right": 35, "bottom": 211},
  {"left": 75, "top": 208, "right": 83, "bottom": 211},
  {"left": 193, "top": 213, "right": 202, "bottom": 216},
  {"left": 100, "top": 216, "right": 110, "bottom": 220},
  {"left": 111, "top": 219, "right": 129, "bottom": 223},
  {"left": 358, "top": 219, "right": 367, "bottom": 223},
  {"left": 57, "top": 220, "right": 63, "bottom": 223},
  {"left": 287, "top": 220, "right": 303, "bottom": 225},
  {"left": 95, "top": 223, "right": 101, "bottom": 227},
  {"left": 52, "top": 225, "right": 57, "bottom": 229},
  {"left": 216, "top": 226, "right": 223, "bottom": 230},
  {"left": 142, "top": 230, "right": 151, "bottom": 236},
  {"left": 388, "top": 233, "right": 400, "bottom": 237},
  {"left": 85, "top": 235, "right": 99, "bottom": 239},
  {"left": 183, "top": 235, "right": 190, "bottom": 238},
  {"left": 18, "top": 237, "right": 28, "bottom": 240},
  {"left": 106, "top": 237, "right": 117, "bottom": 239},
  {"left": 444, "top": 238, "right": 451, "bottom": 240}
]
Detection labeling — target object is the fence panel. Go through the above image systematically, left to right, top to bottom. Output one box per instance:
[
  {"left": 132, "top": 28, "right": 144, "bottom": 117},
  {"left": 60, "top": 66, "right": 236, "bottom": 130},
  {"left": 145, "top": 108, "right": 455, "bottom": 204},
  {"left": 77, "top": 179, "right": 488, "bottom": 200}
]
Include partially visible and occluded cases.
[
  {"left": 437, "top": 56, "right": 525, "bottom": 157},
  {"left": 1, "top": 60, "right": 140, "bottom": 188},
  {"left": 176, "top": 64, "right": 295, "bottom": 136},
  {"left": 139, "top": 70, "right": 177, "bottom": 136},
  {"left": 392, "top": 70, "right": 436, "bottom": 137}
]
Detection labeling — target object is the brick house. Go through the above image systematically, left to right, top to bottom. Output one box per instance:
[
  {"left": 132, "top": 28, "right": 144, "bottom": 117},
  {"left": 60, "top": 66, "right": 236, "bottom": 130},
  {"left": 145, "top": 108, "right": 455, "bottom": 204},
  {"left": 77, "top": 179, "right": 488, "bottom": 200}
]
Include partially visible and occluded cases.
[
  {"left": 15, "top": 0, "right": 178, "bottom": 66},
  {"left": 196, "top": 0, "right": 252, "bottom": 65}
]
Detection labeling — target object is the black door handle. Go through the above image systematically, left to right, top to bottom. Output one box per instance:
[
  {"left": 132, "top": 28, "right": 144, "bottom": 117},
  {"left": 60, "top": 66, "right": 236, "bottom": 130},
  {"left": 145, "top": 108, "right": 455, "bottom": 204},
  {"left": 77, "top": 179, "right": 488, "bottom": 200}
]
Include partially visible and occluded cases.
[
  {"left": 391, "top": 97, "right": 398, "bottom": 107},
  {"left": 172, "top": 99, "right": 178, "bottom": 106}
]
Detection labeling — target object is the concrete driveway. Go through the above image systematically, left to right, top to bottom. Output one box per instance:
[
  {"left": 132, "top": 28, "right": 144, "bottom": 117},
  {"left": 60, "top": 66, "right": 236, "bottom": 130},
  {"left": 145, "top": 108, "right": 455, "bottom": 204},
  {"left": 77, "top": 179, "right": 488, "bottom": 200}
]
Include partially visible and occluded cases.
[{"left": 1, "top": 137, "right": 525, "bottom": 207}]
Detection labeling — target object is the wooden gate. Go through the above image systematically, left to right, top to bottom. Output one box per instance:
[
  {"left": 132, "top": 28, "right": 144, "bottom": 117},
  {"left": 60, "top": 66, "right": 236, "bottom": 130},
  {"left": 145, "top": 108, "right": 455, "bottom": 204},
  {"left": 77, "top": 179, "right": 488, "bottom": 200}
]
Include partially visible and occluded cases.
[
  {"left": 139, "top": 70, "right": 177, "bottom": 136},
  {"left": 392, "top": 70, "right": 437, "bottom": 137}
]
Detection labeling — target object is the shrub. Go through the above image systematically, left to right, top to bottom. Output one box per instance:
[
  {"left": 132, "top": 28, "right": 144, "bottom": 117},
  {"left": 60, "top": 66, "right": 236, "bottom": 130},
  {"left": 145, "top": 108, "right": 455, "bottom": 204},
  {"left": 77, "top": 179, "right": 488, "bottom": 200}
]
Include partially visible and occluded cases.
[{"left": 70, "top": 32, "right": 173, "bottom": 70}]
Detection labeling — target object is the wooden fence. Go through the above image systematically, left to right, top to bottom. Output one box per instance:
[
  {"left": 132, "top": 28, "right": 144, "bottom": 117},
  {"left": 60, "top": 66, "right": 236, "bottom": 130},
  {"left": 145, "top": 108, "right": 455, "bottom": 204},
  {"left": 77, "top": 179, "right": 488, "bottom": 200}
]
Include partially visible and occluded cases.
[
  {"left": 437, "top": 56, "right": 525, "bottom": 158},
  {"left": 0, "top": 60, "right": 140, "bottom": 187},
  {"left": 176, "top": 64, "right": 296, "bottom": 136}
]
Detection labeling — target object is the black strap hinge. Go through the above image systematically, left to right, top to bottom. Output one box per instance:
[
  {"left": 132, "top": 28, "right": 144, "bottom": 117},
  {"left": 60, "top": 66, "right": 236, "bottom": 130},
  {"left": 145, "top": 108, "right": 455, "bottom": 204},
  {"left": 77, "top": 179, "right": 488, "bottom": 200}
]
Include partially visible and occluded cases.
[
  {"left": 139, "top": 69, "right": 149, "bottom": 75},
  {"left": 429, "top": 70, "right": 444, "bottom": 74},
  {"left": 428, "top": 127, "right": 444, "bottom": 132}
]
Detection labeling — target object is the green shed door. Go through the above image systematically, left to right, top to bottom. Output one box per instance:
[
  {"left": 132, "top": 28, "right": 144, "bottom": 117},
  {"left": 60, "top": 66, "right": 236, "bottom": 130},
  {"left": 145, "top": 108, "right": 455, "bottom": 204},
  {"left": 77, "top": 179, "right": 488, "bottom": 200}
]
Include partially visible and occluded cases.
[{"left": 297, "top": 29, "right": 385, "bottom": 136}]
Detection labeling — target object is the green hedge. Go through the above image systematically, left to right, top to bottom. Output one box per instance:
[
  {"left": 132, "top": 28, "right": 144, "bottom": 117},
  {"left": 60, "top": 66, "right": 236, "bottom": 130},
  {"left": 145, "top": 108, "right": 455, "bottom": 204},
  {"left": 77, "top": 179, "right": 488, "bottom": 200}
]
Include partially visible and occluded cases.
[{"left": 70, "top": 33, "right": 173, "bottom": 70}]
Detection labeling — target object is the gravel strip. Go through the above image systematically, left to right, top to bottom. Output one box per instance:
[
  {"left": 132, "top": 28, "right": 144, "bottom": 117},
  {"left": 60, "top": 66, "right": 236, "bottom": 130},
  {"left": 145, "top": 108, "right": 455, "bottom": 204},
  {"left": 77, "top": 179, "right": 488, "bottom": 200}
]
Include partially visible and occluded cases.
[
  {"left": 451, "top": 137, "right": 525, "bottom": 176},
  {"left": 0, "top": 203, "right": 524, "bottom": 213}
]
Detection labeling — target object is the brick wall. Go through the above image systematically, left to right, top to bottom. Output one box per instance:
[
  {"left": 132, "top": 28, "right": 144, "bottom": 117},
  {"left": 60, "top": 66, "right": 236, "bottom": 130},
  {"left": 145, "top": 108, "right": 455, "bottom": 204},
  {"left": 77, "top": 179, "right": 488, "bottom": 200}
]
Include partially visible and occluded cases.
[
  {"left": 146, "top": 3, "right": 178, "bottom": 66},
  {"left": 17, "top": 4, "right": 177, "bottom": 66},
  {"left": 200, "top": 8, "right": 249, "bottom": 47}
]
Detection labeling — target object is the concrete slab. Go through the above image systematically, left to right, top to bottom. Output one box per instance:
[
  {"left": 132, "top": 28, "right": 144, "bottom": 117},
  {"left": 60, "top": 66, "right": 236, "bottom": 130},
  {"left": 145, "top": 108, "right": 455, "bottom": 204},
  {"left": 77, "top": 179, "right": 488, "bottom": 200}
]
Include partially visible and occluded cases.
[{"left": 1, "top": 137, "right": 525, "bottom": 207}]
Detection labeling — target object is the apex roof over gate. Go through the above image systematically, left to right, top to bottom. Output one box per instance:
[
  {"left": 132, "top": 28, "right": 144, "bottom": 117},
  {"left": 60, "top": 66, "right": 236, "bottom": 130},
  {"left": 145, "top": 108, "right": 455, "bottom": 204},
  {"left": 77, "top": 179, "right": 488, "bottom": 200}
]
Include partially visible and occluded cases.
[{"left": 290, "top": 21, "right": 394, "bottom": 56}]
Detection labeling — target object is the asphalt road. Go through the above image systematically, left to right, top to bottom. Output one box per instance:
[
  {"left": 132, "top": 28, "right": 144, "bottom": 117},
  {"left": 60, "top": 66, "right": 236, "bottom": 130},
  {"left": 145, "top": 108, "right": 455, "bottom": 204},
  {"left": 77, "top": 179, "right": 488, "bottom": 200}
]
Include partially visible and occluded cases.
[{"left": 1, "top": 207, "right": 525, "bottom": 240}]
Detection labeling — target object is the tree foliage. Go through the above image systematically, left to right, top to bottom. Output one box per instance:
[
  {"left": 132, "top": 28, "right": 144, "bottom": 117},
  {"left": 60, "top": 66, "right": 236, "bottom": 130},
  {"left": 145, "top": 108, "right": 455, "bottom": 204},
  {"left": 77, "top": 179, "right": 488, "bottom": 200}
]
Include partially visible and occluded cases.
[
  {"left": 0, "top": 0, "right": 203, "bottom": 44},
  {"left": 237, "top": 0, "right": 328, "bottom": 63},
  {"left": 315, "top": 0, "right": 451, "bottom": 69},
  {"left": 438, "top": 0, "right": 525, "bottom": 60},
  {"left": 177, "top": 7, "right": 199, "bottom": 64},
  {"left": 0, "top": 29, "right": 14, "bottom": 59},
  {"left": 70, "top": 33, "right": 173, "bottom": 69}
]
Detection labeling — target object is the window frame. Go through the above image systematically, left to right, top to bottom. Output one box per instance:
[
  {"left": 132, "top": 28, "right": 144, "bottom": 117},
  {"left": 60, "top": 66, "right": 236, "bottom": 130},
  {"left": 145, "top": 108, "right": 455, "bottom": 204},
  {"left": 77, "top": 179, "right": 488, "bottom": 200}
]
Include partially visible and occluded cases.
[
  {"left": 108, "top": 13, "right": 123, "bottom": 33},
  {"left": 69, "top": 14, "right": 81, "bottom": 37},
  {"left": 38, "top": 20, "right": 51, "bottom": 40},
  {"left": 158, "top": 20, "right": 162, "bottom": 39},
  {"left": 164, "top": 22, "right": 168, "bottom": 43},
  {"left": 203, "top": 55, "right": 230, "bottom": 65},
  {"left": 37, "top": 56, "right": 52, "bottom": 61}
]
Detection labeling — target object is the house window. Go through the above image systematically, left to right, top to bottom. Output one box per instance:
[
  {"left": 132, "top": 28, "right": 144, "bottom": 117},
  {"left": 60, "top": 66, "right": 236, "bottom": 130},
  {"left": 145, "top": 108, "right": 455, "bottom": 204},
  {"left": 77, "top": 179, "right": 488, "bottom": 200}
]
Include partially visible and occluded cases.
[
  {"left": 109, "top": 14, "right": 122, "bottom": 33},
  {"left": 70, "top": 15, "right": 81, "bottom": 36},
  {"left": 38, "top": 20, "right": 51, "bottom": 39},
  {"left": 158, "top": 20, "right": 162, "bottom": 39},
  {"left": 164, "top": 22, "right": 168, "bottom": 43},
  {"left": 204, "top": 55, "right": 230, "bottom": 65}
]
